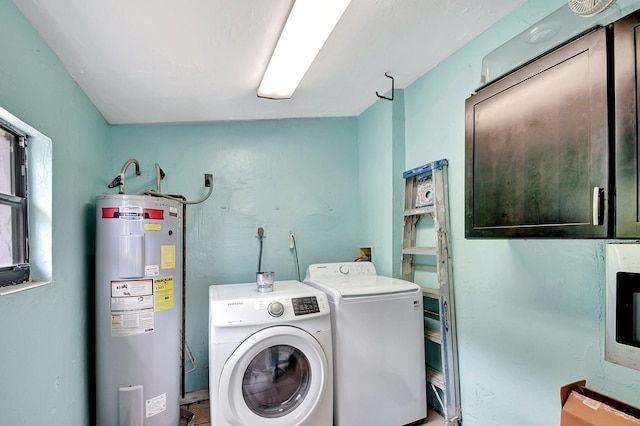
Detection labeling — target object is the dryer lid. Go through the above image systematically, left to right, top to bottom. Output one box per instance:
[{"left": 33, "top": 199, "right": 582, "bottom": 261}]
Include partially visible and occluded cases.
[{"left": 306, "top": 275, "right": 419, "bottom": 298}]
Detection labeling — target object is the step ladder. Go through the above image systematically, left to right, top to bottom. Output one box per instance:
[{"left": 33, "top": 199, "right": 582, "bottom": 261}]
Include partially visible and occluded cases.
[{"left": 401, "top": 159, "right": 461, "bottom": 425}]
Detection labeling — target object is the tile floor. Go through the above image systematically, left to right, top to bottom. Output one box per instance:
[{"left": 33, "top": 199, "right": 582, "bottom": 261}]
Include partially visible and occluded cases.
[
  {"left": 179, "top": 396, "right": 446, "bottom": 425},
  {"left": 180, "top": 399, "right": 210, "bottom": 426}
]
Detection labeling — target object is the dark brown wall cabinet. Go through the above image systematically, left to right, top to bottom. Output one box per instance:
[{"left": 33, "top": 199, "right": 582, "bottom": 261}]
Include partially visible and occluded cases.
[
  {"left": 466, "top": 10, "right": 640, "bottom": 239},
  {"left": 613, "top": 12, "right": 640, "bottom": 238},
  {"left": 465, "top": 26, "right": 609, "bottom": 238}
]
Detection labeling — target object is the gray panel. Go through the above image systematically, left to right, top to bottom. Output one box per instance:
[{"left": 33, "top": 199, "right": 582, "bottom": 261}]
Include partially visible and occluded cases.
[
  {"left": 119, "top": 234, "right": 144, "bottom": 278},
  {"left": 118, "top": 385, "right": 143, "bottom": 426}
]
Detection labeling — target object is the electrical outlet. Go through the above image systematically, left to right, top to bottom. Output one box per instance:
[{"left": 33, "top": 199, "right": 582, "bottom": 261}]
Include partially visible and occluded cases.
[
  {"left": 204, "top": 173, "right": 213, "bottom": 187},
  {"left": 289, "top": 233, "right": 295, "bottom": 249}
]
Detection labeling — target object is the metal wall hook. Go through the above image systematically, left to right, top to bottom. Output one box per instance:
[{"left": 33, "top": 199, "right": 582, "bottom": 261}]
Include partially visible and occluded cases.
[{"left": 376, "top": 72, "right": 394, "bottom": 101}]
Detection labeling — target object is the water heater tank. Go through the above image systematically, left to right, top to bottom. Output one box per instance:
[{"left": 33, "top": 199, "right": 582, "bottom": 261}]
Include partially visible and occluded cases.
[{"left": 95, "top": 194, "right": 182, "bottom": 426}]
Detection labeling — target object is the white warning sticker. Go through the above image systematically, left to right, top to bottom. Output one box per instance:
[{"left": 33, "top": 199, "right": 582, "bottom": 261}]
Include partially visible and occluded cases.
[
  {"left": 119, "top": 206, "right": 144, "bottom": 221},
  {"left": 145, "top": 265, "right": 160, "bottom": 277},
  {"left": 111, "top": 280, "right": 153, "bottom": 297},
  {"left": 111, "top": 295, "right": 154, "bottom": 312},
  {"left": 111, "top": 309, "right": 154, "bottom": 336},
  {"left": 146, "top": 393, "right": 167, "bottom": 418}
]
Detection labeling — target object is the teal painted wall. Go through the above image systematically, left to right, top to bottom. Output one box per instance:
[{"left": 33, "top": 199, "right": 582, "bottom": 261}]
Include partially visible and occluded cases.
[
  {"left": 0, "top": 0, "right": 109, "bottom": 424},
  {"left": 3, "top": 0, "right": 640, "bottom": 424},
  {"left": 401, "top": 0, "right": 640, "bottom": 425},
  {"left": 356, "top": 90, "right": 405, "bottom": 278},
  {"left": 391, "top": 91, "right": 406, "bottom": 278},
  {"left": 357, "top": 98, "right": 393, "bottom": 275},
  {"left": 108, "top": 118, "right": 360, "bottom": 392}
]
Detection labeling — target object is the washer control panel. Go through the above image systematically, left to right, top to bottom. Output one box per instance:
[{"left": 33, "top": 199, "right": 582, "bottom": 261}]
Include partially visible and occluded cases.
[
  {"left": 305, "top": 262, "right": 377, "bottom": 279},
  {"left": 209, "top": 281, "right": 330, "bottom": 326},
  {"left": 292, "top": 296, "right": 320, "bottom": 316}
]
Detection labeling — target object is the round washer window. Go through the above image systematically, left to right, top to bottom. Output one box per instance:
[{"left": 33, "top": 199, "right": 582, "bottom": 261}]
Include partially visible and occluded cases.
[{"left": 242, "top": 345, "right": 312, "bottom": 418}]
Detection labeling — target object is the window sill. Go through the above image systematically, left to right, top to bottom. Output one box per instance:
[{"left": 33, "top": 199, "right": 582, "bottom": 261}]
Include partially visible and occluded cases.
[{"left": 0, "top": 280, "right": 54, "bottom": 296}]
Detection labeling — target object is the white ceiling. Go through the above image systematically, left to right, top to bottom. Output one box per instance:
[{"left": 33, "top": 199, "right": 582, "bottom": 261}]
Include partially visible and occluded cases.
[{"left": 13, "top": 0, "right": 526, "bottom": 125}]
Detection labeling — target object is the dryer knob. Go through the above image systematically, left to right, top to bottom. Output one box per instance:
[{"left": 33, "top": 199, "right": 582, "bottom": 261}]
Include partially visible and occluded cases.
[{"left": 267, "top": 301, "right": 284, "bottom": 317}]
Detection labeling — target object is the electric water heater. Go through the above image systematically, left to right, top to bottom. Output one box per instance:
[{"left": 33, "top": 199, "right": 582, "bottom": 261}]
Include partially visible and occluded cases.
[{"left": 95, "top": 194, "right": 182, "bottom": 425}]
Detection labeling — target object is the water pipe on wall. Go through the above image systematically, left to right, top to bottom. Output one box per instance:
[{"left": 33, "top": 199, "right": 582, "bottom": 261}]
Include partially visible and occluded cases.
[
  {"left": 107, "top": 158, "right": 141, "bottom": 194},
  {"left": 154, "top": 163, "right": 166, "bottom": 193},
  {"left": 138, "top": 172, "right": 214, "bottom": 398},
  {"left": 140, "top": 174, "right": 213, "bottom": 205},
  {"left": 257, "top": 227, "right": 265, "bottom": 272}
]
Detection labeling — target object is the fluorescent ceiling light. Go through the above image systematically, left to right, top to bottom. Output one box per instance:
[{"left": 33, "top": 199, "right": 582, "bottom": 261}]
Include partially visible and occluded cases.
[{"left": 257, "top": 0, "right": 352, "bottom": 99}]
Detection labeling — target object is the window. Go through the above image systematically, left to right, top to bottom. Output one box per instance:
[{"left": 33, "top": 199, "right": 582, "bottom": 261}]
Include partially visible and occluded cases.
[
  {"left": 0, "top": 106, "right": 52, "bottom": 295},
  {"left": 0, "top": 125, "right": 29, "bottom": 286}
]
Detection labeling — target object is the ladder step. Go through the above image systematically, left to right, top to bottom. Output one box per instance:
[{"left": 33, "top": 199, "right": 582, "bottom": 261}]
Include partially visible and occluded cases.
[
  {"left": 404, "top": 206, "right": 435, "bottom": 216},
  {"left": 402, "top": 246, "right": 437, "bottom": 256},
  {"left": 414, "top": 264, "right": 437, "bottom": 272},
  {"left": 421, "top": 286, "right": 440, "bottom": 299},
  {"left": 424, "top": 308, "right": 439, "bottom": 320},
  {"left": 424, "top": 328, "right": 442, "bottom": 344},
  {"left": 427, "top": 367, "right": 446, "bottom": 391}
]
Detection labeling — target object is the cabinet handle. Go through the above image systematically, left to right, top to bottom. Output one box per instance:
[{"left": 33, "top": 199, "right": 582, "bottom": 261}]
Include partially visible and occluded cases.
[{"left": 593, "top": 187, "right": 604, "bottom": 226}]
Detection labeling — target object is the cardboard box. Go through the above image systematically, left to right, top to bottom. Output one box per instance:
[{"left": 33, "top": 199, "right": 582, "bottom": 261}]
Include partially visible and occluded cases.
[{"left": 561, "top": 380, "right": 640, "bottom": 425}]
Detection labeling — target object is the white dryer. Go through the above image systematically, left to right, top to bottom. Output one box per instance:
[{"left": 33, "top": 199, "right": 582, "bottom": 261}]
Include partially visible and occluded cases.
[
  {"left": 304, "top": 262, "right": 427, "bottom": 426},
  {"left": 209, "top": 280, "right": 333, "bottom": 426}
]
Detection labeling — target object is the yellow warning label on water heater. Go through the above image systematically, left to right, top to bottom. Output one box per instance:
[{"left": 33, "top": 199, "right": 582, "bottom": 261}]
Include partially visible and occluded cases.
[
  {"left": 144, "top": 223, "right": 162, "bottom": 231},
  {"left": 161, "top": 245, "right": 175, "bottom": 269},
  {"left": 154, "top": 276, "right": 174, "bottom": 312}
]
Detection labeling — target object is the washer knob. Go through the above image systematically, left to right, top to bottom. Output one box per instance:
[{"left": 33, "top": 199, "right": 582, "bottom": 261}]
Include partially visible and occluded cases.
[
  {"left": 339, "top": 265, "right": 350, "bottom": 275},
  {"left": 268, "top": 301, "right": 284, "bottom": 317}
]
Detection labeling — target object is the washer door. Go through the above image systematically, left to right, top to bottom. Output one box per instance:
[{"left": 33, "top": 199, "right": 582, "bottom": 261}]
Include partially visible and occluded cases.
[{"left": 219, "top": 326, "right": 328, "bottom": 426}]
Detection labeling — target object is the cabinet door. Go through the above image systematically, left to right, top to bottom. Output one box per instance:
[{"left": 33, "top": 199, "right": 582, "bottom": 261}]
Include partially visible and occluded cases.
[
  {"left": 614, "top": 11, "right": 640, "bottom": 238},
  {"left": 465, "top": 27, "right": 609, "bottom": 238}
]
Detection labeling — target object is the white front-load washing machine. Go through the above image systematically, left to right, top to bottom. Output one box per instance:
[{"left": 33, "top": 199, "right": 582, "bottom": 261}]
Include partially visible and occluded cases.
[{"left": 209, "top": 280, "right": 333, "bottom": 426}]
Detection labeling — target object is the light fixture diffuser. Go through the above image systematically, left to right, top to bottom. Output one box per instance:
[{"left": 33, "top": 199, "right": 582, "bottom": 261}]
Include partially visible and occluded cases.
[{"left": 257, "top": 0, "right": 352, "bottom": 99}]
